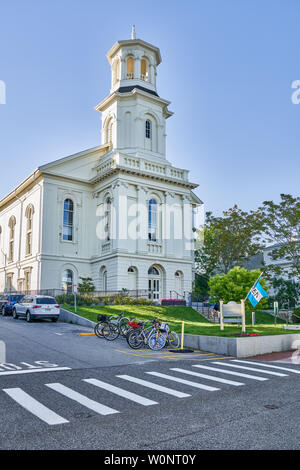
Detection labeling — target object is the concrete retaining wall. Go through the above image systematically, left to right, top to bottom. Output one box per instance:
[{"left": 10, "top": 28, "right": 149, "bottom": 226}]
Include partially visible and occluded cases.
[
  {"left": 59, "top": 308, "right": 95, "bottom": 329},
  {"left": 59, "top": 308, "right": 300, "bottom": 358},
  {"left": 181, "top": 332, "right": 300, "bottom": 358}
]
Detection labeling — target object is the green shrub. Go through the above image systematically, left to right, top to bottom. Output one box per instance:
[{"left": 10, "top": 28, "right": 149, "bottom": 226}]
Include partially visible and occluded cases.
[
  {"left": 55, "top": 293, "right": 74, "bottom": 305},
  {"left": 292, "top": 307, "right": 300, "bottom": 323}
]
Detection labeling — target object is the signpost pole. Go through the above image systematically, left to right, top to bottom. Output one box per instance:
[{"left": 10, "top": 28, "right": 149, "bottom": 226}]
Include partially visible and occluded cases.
[
  {"left": 73, "top": 284, "right": 77, "bottom": 314},
  {"left": 241, "top": 299, "right": 246, "bottom": 334},
  {"left": 220, "top": 300, "right": 224, "bottom": 331},
  {"left": 274, "top": 301, "right": 278, "bottom": 325}
]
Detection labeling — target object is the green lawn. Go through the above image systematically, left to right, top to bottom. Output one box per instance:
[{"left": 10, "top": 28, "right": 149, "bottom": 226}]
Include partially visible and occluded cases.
[{"left": 63, "top": 304, "right": 300, "bottom": 337}]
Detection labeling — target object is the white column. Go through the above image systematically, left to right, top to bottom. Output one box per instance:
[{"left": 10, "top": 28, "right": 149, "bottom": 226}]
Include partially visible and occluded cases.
[
  {"left": 134, "top": 53, "right": 142, "bottom": 80},
  {"left": 120, "top": 58, "right": 126, "bottom": 81},
  {"left": 149, "top": 64, "right": 155, "bottom": 84},
  {"left": 134, "top": 116, "right": 144, "bottom": 148},
  {"left": 112, "top": 181, "right": 128, "bottom": 253},
  {"left": 136, "top": 186, "right": 148, "bottom": 255},
  {"left": 164, "top": 191, "right": 175, "bottom": 258},
  {"left": 182, "top": 196, "right": 193, "bottom": 259}
]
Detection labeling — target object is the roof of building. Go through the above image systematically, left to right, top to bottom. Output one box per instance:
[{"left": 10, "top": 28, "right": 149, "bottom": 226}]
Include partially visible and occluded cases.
[{"left": 116, "top": 85, "right": 159, "bottom": 97}]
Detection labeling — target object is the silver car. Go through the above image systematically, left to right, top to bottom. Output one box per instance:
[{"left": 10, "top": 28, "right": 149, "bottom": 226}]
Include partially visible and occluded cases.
[{"left": 13, "top": 295, "right": 60, "bottom": 322}]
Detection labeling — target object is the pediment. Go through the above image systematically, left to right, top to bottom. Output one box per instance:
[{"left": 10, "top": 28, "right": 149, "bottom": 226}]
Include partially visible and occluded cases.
[{"left": 38, "top": 144, "right": 110, "bottom": 181}]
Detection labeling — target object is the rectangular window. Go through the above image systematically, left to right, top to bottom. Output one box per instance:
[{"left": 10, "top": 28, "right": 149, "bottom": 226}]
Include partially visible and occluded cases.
[
  {"left": 145, "top": 120, "right": 151, "bottom": 139},
  {"left": 63, "top": 199, "right": 74, "bottom": 241},
  {"left": 63, "top": 225, "right": 73, "bottom": 241},
  {"left": 24, "top": 271, "right": 31, "bottom": 292}
]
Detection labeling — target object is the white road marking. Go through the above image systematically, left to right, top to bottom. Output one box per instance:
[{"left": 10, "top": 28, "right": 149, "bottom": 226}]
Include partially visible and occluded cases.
[
  {"left": 232, "top": 360, "right": 300, "bottom": 374},
  {"left": 213, "top": 362, "right": 288, "bottom": 377},
  {"left": 192, "top": 364, "right": 269, "bottom": 381},
  {"left": 0, "top": 367, "right": 71, "bottom": 377},
  {"left": 170, "top": 368, "right": 244, "bottom": 386},
  {"left": 146, "top": 372, "right": 220, "bottom": 391},
  {"left": 117, "top": 375, "right": 191, "bottom": 398},
  {"left": 83, "top": 378, "right": 158, "bottom": 406},
  {"left": 45, "top": 383, "right": 119, "bottom": 416},
  {"left": 3, "top": 388, "right": 68, "bottom": 425}
]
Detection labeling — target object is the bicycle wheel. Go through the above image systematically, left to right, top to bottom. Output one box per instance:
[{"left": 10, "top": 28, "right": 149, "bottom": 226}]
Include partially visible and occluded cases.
[
  {"left": 119, "top": 317, "right": 130, "bottom": 337},
  {"left": 94, "top": 322, "right": 106, "bottom": 337},
  {"left": 102, "top": 323, "right": 119, "bottom": 341},
  {"left": 126, "top": 330, "right": 144, "bottom": 349},
  {"left": 167, "top": 331, "right": 180, "bottom": 349},
  {"left": 148, "top": 332, "right": 166, "bottom": 350}
]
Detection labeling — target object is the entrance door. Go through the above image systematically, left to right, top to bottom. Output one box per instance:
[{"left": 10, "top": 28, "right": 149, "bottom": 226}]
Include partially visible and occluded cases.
[
  {"left": 148, "top": 266, "right": 161, "bottom": 300},
  {"left": 175, "top": 271, "right": 183, "bottom": 297},
  {"left": 148, "top": 278, "right": 160, "bottom": 300}
]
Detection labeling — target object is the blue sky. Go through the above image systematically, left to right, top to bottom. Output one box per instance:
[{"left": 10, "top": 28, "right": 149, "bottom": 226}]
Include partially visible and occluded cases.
[{"left": 0, "top": 0, "right": 299, "bottom": 217}]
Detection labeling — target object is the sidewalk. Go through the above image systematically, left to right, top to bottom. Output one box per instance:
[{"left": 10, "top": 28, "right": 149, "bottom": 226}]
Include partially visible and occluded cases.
[{"left": 248, "top": 350, "right": 299, "bottom": 363}]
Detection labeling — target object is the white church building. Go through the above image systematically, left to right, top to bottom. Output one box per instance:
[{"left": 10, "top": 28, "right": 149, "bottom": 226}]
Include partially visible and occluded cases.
[{"left": 0, "top": 30, "right": 202, "bottom": 299}]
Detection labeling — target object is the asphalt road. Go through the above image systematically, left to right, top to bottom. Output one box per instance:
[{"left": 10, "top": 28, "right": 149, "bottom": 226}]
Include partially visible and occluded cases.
[{"left": 0, "top": 315, "right": 300, "bottom": 450}]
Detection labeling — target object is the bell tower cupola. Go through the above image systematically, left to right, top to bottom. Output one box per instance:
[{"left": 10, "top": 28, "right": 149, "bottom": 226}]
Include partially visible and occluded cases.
[
  {"left": 107, "top": 27, "right": 162, "bottom": 95},
  {"left": 95, "top": 29, "right": 173, "bottom": 161}
]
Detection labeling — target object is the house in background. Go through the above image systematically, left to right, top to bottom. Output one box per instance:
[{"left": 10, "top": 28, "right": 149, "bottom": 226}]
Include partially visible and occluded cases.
[{"left": 0, "top": 30, "right": 202, "bottom": 299}]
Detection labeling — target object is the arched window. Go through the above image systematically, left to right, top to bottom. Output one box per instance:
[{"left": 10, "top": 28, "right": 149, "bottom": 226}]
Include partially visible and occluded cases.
[
  {"left": 126, "top": 57, "right": 134, "bottom": 79},
  {"left": 140, "top": 59, "right": 148, "bottom": 81},
  {"left": 106, "top": 118, "right": 113, "bottom": 145},
  {"left": 145, "top": 120, "right": 151, "bottom": 139},
  {"left": 104, "top": 197, "right": 111, "bottom": 241},
  {"left": 63, "top": 199, "right": 74, "bottom": 241},
  {"left": 148, "top": 199, "right": 158, "bottom": 242},
  {"left": 25, "top": 205, "right": 34, "bottom": 256},
  {"left": 8, "top": 216, "right": 16, "bottom": 263},
  {"left": 100, "top": 266, "right": 108, "bottom": 292},
  {"left": 128, "top": 266, "right": 137, "bottom": 291},
  {"left": 148, "top": 266, "right": 159, "bottom": 276},
  {"left": 62, "top": 269, "right": 73, "bottom": 292},
  {"left": 103, "top": 270, "right": 107, "bottom": 292}
]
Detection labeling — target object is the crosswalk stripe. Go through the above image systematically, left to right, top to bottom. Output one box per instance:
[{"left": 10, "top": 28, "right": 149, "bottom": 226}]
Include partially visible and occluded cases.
[
  {"left": 232, "top": 360, "right": 300, "bottom": 374},
  {"left": 212, "top": 362, "right": 288, "bottom": 377},
  {"left": 192, "top": 364, "right": 269, "bottom": 381},
  {"left": 0, "top": 367, "right": 71, "bottom": 377},
  {"left": 170, "top": 368, "right": 244, "bottom": 386},
  {"left": 146, "top": 372, "right": 220, "bottom": 391},
  {"left": 117, "top": 375, "right": 191, "bottom": 398},
  {"left": 83, "top": 378, "right": 158, "bottom": 406},
  {"left": 45, "top": 383, "right": 119, "bottom": 416},
  {"left": 3, "top": 388, "right": 69, "bottom": 425}
]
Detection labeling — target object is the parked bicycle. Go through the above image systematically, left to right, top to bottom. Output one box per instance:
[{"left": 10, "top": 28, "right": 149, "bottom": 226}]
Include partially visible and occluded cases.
[
  {"left": 109, "top": 311, "right": 131, "bottom": 337},
  {"left": 94, "top": 314, "right": 119, "bottom": 341},
  {"left": 126, "top": 318, "right": 166, "bottom": 350},
  {"left": 158, "top": 322, "right": 180, "bottom": 349}
]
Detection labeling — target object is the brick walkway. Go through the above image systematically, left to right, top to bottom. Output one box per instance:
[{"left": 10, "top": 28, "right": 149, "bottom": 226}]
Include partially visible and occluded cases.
[{"left": 248, "top": 350, "right": 299, "bottom": 363}]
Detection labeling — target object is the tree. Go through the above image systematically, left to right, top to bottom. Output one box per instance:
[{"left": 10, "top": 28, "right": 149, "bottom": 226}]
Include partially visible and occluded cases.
[
  {"left": 260, "top": 194, "right": 300, "bottom": 280},
  {"left": 195, "top": 205, "right": 264, "bottom": 276},
  {"left": 208, "top": 267, "right": 269, "bottom": 309},
  {"left": 192, "top": 273, "right": 210, "bottom": 301},
  {"left": 77, "top": 277, "right": 95, "bottom": 294},
  {"left": 269, "top": 278, "right": 300, "bottom": 309}
]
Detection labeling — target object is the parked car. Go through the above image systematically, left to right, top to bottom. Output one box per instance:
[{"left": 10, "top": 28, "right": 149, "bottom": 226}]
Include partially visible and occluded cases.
[
  {"left": 0, "top": 294, "right": 25, "bottom": 316},
  {"left": 13, "top": 295, "right": 60, "bottom": 322}
]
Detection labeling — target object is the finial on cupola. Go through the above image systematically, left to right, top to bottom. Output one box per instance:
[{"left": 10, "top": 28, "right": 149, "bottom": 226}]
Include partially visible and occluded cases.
[{"left": 131, "top": 25, "right": 136, "bottom": 40}]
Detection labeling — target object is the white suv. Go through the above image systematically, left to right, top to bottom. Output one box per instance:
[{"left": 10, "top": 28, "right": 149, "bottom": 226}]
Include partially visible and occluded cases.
[{"left": 13, "top": 296, "right": 60, "bottom": 322}]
